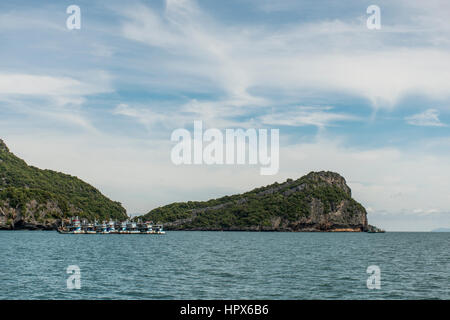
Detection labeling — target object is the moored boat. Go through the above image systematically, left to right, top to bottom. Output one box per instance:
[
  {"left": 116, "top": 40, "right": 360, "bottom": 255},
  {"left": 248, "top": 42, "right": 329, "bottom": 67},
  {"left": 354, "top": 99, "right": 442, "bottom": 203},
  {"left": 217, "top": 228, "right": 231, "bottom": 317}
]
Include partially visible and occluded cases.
[
  {"left": 57, "top": 216, "right": 83, "bottom": 234},
  {"left": 58, "top": 217, "right": 166, "bottom": 234},
  {"left": 107, "top": 220, "right": 116, "bottom": 233},
  {"left": 138, "top": 220, "right": 153, "bottom": 234},
  {"left": 98, "top": 221, "right": 110, "bottom": 234},
  {"left": 118, "top": 221, "right": 128, "bottom": 234},
  {"left": 126, "top": 221, "right": 140, "bottom": 234},
  {"left": 152, "top": 224, "right": 165, "bottom": 234}
]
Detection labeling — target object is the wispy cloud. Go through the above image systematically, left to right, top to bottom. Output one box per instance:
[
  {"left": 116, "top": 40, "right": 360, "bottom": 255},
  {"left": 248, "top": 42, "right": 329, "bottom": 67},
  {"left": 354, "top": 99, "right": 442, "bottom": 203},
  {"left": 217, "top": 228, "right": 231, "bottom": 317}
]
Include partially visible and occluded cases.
[
  {"left": 119, "top": 0, "right": 450, "bottom": 109},
  {"left": 0, "top": 72, "right": 112, "bottom": 132},
  {"left": 0, "top": 73, "right": 107, "bottom": 97},
  {"left": 113, "top": 99, "right": 261, "bottom": 131},
  {"left": 113, "top": 103, "right": 173, "bottom": 129},
  {"left": 259, "top": 106, "right": 360, "bottom": 128},
  {"left": 405, "top": 109, "right": 446, "bottom": 127}
]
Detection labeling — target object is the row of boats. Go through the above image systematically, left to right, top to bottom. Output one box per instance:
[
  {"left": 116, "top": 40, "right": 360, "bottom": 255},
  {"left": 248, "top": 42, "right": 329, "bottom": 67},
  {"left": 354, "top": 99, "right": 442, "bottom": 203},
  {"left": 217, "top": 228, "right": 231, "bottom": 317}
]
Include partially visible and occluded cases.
[{"left": 57, "top": 216, "right": 165, "bottom": 234}]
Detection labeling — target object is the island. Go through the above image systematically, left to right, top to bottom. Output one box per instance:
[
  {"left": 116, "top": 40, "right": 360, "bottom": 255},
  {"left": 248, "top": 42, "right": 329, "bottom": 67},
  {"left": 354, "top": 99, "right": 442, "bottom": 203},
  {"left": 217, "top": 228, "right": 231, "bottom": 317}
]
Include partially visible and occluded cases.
[
  {"left": 1, "top": 138, "right": 380, "bottom": 232},
  {"left": 0, "top": 139, "right": 127, "bottom": 230},
  {"left": 140, "top": 171, "right": 376, "bottom": 232}
]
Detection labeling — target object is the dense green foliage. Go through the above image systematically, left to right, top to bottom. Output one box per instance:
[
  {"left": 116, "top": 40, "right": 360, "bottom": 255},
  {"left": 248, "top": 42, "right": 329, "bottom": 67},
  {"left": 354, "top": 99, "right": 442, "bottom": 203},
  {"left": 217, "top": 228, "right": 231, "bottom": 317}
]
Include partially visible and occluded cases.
[
  {"left": 0, "top": 141, "right": 127, "bottom": 221},
  {"left": 141, "top": 172, "right": 366, "bottom": 229}
]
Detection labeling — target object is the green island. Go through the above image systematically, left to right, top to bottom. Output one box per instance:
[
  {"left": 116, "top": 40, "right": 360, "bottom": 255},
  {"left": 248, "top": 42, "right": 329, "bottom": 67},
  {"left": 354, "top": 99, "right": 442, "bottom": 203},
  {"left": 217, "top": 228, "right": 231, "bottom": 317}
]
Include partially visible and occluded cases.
[
  {"left": 1, "top": 138, "right": 381, "bottom": 232},
  {"left": 0, "top": 139, "right": 127, "bottom": 229},
  {"left": 139, "top": 171, "right": 375, "bottom": 232}
]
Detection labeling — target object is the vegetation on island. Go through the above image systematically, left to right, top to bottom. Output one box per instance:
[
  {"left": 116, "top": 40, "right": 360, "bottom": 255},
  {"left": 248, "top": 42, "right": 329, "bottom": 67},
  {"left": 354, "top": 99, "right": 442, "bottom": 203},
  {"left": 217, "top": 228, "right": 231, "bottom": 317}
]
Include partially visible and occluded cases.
[
  {"left": 0, "top": 138, "right": 369, "bottom": 232},
  {"left": 0, "top": 139, "right": 127, "bottom": 228},
  {"left": 140, "top": 171, "right": 368, "bottom": 231}
]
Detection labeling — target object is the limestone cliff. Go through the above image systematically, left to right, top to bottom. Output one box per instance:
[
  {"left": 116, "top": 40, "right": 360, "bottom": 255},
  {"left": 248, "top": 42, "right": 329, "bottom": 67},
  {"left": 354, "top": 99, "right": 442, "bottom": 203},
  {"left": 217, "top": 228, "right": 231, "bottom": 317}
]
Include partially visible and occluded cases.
[{"left": 140, "top": 171, "right": 369, "bottom": 232}]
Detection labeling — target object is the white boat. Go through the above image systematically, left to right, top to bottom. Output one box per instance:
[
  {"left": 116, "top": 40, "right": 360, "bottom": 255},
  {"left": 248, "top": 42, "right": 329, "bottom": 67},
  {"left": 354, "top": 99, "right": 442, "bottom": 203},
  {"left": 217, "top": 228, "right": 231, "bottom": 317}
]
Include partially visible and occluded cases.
[
  {"left": 57, "top": 216, "right": 83, "bottom": 234},
  {"left": 58, "top": 217, "right": 165, "bottom": 235},
  {"left": 107, "top": 220, "right": 116, "bottom": 233},
  {"left": 118, "top": 221, "right": 128, "bottom": 234},
  {"left": 126, "top": 221, "right": 140, "bottom": 234},
  {"left": 139, "top": 221, "right": 153, "bottom": 234},
  {"left": 152, "top": 224, "right": 165, "bottom": 234}
]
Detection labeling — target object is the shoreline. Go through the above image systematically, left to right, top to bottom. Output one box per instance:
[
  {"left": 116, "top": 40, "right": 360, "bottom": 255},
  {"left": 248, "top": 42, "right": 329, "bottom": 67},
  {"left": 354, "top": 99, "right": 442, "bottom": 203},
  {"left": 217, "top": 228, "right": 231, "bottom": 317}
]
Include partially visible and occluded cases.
[{"left": 0, "top": 228, "right": 380, "bottom": 233}]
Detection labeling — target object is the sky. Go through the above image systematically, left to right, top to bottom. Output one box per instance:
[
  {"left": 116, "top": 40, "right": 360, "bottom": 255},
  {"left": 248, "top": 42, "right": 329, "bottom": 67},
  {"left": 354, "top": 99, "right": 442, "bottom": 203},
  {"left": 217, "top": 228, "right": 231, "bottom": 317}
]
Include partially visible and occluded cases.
[{"left": 1, "top": 0, "right": 450, "bottom": 231}]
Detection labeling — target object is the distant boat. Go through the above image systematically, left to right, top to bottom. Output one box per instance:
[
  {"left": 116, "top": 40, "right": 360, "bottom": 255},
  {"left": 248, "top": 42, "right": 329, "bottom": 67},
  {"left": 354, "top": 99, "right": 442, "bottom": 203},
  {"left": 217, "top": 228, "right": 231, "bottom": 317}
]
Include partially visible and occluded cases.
[
  {"left": 57, "top": 216, "right": 165, "bottom": 234},
  {"left": 57, "top": 216, "right": 83, "bottom": 234},
  {"left": 367, "top": 225, "right": 385, "bottom": 233},
  {"left": 367, "top": 229, "right": 385, "bottom": 233}
]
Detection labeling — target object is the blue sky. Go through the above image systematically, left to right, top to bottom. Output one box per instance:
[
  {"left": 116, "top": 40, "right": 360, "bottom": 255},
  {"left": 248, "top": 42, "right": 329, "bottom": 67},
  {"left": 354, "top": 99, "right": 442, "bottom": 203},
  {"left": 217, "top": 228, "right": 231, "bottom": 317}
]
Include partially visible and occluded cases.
[{"left": 1, "top": 0, "right": 450, "bottom": 230}]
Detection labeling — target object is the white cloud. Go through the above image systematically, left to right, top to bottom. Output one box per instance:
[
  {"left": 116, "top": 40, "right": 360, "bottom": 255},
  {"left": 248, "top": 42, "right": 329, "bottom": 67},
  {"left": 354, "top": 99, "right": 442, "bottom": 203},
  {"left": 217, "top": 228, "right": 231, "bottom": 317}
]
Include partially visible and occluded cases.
[
  {"left": 119, "top": 0, "right": 450, "bottom": 108},
  {"left": 0, "top": 73, "right": 111, "bottom": 98},
  {"left": 0, "top": 73, "right": 112, "bottom": 132},
  {"left": 0, "top": 74, "right": 81, "bottom": 96},
  {"left": 112, "top": 98, "right": 264, "bottom": 130},
  {"left": 113, "top": 101, "right": 359, "bottom": 132},
  {"left": 113, "top": 103, "right": 175, "bottom": 130},
  {"left": 259, "top": 106, "right": 360, "bottom": 128},
  {"left": 405, "top": 109, "right": 446, "bottom": 127}
]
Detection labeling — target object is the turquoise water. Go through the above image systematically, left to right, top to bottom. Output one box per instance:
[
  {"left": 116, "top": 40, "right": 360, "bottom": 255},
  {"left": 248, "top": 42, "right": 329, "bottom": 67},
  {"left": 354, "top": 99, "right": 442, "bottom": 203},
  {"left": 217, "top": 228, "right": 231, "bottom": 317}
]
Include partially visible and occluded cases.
[{"left": 0, "top": 231, "right": 448, "bottom": 299}]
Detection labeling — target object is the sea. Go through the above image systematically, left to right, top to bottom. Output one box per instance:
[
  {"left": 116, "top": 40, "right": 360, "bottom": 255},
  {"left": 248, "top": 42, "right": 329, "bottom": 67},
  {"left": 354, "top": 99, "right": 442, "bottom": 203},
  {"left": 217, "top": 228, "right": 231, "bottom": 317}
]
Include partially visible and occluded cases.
[{"left": 0, "top": 231, "right": 448, "bottom": 300}]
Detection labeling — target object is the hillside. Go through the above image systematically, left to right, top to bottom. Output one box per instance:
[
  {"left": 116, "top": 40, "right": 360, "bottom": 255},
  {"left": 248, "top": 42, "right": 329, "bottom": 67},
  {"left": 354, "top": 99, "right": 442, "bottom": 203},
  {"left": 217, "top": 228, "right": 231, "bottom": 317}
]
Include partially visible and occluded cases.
[
  {"left": 0, "top": 139, "right": 127, "bottom": 230},
  {"left": 140, "top": 171, "right": 370, "bottom": 232}
]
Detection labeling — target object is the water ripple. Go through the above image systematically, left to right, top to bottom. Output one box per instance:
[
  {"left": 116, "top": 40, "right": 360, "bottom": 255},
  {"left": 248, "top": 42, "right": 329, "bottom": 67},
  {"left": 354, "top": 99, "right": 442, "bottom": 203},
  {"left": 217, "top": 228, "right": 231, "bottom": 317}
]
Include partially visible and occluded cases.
[{"left": 0, "top": 231, "right": 448, "bottom": 299}]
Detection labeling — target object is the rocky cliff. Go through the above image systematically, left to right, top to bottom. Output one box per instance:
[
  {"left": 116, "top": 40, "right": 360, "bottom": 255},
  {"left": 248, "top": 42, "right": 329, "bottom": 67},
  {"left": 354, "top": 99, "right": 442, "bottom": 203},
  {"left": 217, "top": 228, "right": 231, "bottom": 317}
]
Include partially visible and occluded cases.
[
  {"left": 0, "top": 139, "right": 127, "bottom": 230},
  {"left": 140, "top": 171, "right": 370, "bottom": 232}
]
